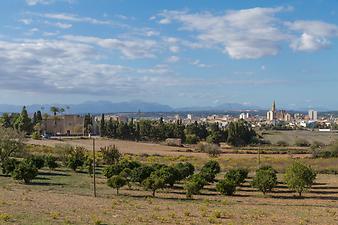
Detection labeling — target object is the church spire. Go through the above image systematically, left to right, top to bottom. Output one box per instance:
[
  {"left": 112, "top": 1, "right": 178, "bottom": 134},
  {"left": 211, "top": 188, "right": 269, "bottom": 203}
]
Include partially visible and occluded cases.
[{"left": 272, "top": 100, "right": 276, "bottom": 112}]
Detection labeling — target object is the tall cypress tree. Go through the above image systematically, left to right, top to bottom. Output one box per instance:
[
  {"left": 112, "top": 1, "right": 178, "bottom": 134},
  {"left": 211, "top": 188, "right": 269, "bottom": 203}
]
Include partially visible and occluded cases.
[{"left": 100, "top": 114, "right": 106, "bottom": 137}]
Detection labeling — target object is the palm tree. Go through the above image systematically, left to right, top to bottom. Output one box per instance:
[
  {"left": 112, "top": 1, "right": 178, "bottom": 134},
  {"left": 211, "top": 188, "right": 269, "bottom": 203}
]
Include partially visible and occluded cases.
[{"left": 50, "top": 106, "right": 60, "bottom": 126}]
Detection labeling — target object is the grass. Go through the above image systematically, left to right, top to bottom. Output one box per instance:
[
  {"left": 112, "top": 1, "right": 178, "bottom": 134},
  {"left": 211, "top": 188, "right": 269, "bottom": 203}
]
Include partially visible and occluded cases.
[
  {"left": 3, "top": 141, "right": 338, "bottom": 224},
  {"left": 1, "top": 164, "right": 338, "bottom": 224}
]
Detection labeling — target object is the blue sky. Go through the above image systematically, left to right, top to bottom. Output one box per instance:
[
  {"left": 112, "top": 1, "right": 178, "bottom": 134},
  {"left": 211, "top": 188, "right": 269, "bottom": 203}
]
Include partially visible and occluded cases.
[{"left": 0, "top": 0, "right": 338, "bottom": 110}]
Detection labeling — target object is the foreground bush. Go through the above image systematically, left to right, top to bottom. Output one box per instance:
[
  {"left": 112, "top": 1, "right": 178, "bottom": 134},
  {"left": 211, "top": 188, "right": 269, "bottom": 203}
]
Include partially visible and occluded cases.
[
  {"left": 100, "top": 145, "right": 121, "bottom": 165},
  {"left": 65, "top": 146, "right": 86, "bottom": 172},
  {"left": 44, "top": 154, "right": 58, "bottom": 170},
  {"left": 27, "top": 155, "right": 45, "bottom": 169},
  {"left": 1, "top": 158, "right": 18, "bottom": 175},
  {"left": 12, "top": 160, "right": 38, "bottom": 184},
  {"left": 200, "top": 160, "right": 220, "bottom": 182},
  {"left": 284, "top": 161, "right": 316, "bottom": 197},
  {"left": 174, "top": 162, "right": 194, "bottom": 180},
  {"left": 130, "top": 165, "right": 154, "bottom": 183},
  {"left": 252, "top": 166, "right": 277, "bottom": 195},
  {"left": 224, "top": 168, "right": 248, "bottom": 186},
  {"left": 142, "top": 174, "right": 165, "bottom": 197},
  {"left": 183, "top": 174, "right": 207, "bottom": 198},
  {"left": 107, "top": 175, "right": 127, "bottom": 195},
  {"left": 216, "top": 179, "right": 237, "bottom": 196}
]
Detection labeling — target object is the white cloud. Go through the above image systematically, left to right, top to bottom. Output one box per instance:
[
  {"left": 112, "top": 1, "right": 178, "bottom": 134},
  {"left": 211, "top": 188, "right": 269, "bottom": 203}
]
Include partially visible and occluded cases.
[
  {"left": 26, "top": 0, "right": 52, "bottom": 5},
  {"left": 158, "top": 7, "right": 338, "bottom": 58},
  {"left": 42, "top": 13, "right": 115, "bottom": 26},
  {"left": 287, "top": 20, "right": 338, "bottom": 51},
  {"left": 45, "top": 21, "right": 72, "bottom": 29},
  {"left": 290, "top": 33, "right": 330, "bottom": 51},
  {"left": 63, "top": 35, "right": 158, "bottom": 59},
  {"left": 0, "top": 39, "right": 173, "bottom": 96},
  {"left": 167, "top": 56, "right": 180, "bottom": 63},
  {"left": 191, "top": 60, "right": 211, "bottom": 68}
]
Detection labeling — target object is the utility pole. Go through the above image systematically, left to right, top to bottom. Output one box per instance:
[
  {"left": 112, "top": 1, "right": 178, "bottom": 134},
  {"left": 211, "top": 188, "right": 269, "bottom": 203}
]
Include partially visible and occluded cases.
[{"left": 93, "top": 137, "right": 96, "bottom": 197}]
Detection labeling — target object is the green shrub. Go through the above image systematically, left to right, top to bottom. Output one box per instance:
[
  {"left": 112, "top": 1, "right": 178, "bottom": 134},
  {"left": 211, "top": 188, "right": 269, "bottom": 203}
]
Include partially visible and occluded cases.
[
  {"left": 31, "top": 131, "right": 41, "bottom": 140},
  {"left": 185, "top": 134, "right": 198, "bottom": 144},
  {"left": 100, "top": 145, "right": 121, "bottom": 165},
  {"left": 66, "top": 146, "right": 86, "bottom": 172},
  {"left": 44, "top": 154, "right": 58, "bottom": 170},
  {"left": 27, "top": 155, "right": 45, "bottom": 169},
  {"left": 1, "top": 158, "right": 18, "bottom": 175},
  {"left": 12, "top": 159, "right": 38, "bottom": 184},
  {"left": 200, "top": 160, "right": 220, "bottom": 182},
  {"left": 201, "top": 160, "right": 220, "bottom": 174},
  {"left": 284, "top": 161, "right": 316, "bottom": 197},
  {"left": 174, "top": 162, "right": 194, "bottom": 180},
  {"left": 103, "top": 164, "right": 123, "bottom": 178},
  {"left": 130, "top": 165, "right": 154, "bottom": 183},
  {"left": 152, "top": 166, "right": 180, "bottom": 187},
  {"left": 252, "top": 166, "right": 277, "bottom": 195},
  {"left": 224, "top": 168, "right": 248, "bottom": 186},
  {"left": 142, "top": 174, "right": 165, "bottom": 197},
  {"left": 188, "top": 174, "right": 207, "bottom": 189},
  {"left": 107, "top": 175, "right": 127, "bottom": 195},
  {"left": 216, "top": 179, "right": 236, "bottom": 196},
  {"left": 184, "top": 180, "right": 202, "bottom": 199}
]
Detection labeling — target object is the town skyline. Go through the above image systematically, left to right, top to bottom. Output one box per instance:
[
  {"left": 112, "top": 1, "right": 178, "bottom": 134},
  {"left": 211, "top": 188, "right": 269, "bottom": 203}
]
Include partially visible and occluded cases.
[{"left": 1, "top": 0, "right": 338, "bottom": 109}]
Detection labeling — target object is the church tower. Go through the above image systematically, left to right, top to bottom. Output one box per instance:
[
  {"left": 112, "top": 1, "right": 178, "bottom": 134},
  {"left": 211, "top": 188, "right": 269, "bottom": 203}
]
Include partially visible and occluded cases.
[{"left": 272, "top": 100, "right": 276, "bottom": 112}]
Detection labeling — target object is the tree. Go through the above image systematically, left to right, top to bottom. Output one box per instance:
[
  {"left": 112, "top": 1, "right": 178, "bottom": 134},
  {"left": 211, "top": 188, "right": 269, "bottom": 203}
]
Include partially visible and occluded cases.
[
  {"left": 14, "top": 106, "right": 32, "bottom": 134},
  {"left": 50, "top": 106, "right": 60, "bottom": 126},
  {"left": 0, "top": 113, "right": 12, "bottom": 128},
  {"left": 100, "top": 114, "right": 106, "bottom": 137},
  {"left": 227, "top": 120, "right": 256, "bottom": 147},
  {"left": 0, "top": 127, "right": 24, "bottom": 165},
  {"left": 100, "top": 145, "right": 121, "bottom": 165},
  {"left": 66, "top": 146, "right": 86, "bottom": 172},
  {"left": 44, "top": 154, "right": 58, "bottom": 170},
  {"left": 27, "top": 155, "right": 45, "bottom": 169},
  {"left": 1, "top": 158, "right": 18, "bottom": 175},
  {"left": 12, "top": 159, "right": 38, "bottom": 184},
  {"left": 200, "top": 160, "right": 221, "bottom": 183},
  {"left": 202, "top": 160, "right": 221, "bottom": 174},
  {"left": 284, "top": 161, "right": 316, "bottom": 197},
  {"left": 174, "top": 162, "right": 195, "bottom": 180},
  {"left": 131, "top": 165, "right": 154, "bottom": 183},
  {"left": 152, "top": 166, "right": 180, "bottom": 187},
  {"left": 252, "top": 166, "right": 277, "bottom": 195},
  {"left": 224, "top": 168, "right": 248, "bottom": 186},
  {"left": 142, "top": 174, "right": 165, "bottom": 197},
  {"left": 183, "top": 174, "right": 207, "bottom": 198},
  {"left": 107, "top": 175, "right": 127, "bottom": 195},
  {"left": 216, "top": 179, "right": 237, "bottom": 196}
]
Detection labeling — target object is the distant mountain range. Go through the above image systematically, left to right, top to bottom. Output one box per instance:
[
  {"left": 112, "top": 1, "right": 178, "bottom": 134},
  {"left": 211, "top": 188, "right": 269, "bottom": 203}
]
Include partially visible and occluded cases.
[{"left": 0, "top": 100, "right": 262, "bottom": 114}]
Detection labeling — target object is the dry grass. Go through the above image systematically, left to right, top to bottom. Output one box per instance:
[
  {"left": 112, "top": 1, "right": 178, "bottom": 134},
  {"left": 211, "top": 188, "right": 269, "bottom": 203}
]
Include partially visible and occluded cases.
[{"left": 1, "top": 169, "right": 338, "bottom": 225}]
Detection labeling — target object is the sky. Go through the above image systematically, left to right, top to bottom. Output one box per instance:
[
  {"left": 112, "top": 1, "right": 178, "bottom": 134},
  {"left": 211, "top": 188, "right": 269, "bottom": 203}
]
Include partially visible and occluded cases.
[{"left": 0, "top": 0, "right": 338, "bottom": 110}]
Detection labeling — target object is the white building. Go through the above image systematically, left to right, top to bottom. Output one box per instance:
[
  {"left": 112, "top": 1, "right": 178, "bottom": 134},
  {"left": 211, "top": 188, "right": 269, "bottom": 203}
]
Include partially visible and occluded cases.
[
  {"left": 308, "top": 110, "right": 318, "bottom": 121},
  {"left": 267, "top": 111, "right": 274, "bottom": 121},
  {"left": 239, "top": 112, "right": 250, "bottom": 120},
  {"left": 187, "top": 114, "right": 192, "bottom": 120}
]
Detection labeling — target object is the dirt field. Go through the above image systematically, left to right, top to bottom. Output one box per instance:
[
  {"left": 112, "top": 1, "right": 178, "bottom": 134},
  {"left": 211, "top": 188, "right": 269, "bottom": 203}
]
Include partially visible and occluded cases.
[
  {"left": 263, "top": 130, "right": 338, "bottom": 145},
  {"left": 2, "top": 138, "right": 337, "bottom": 224},
  {"left": 27, "top": 138, "right": 310, "bottom": 159},
  {"left": 1, "top": 168, "right": 338, "bottom": 225}
]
